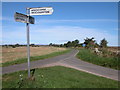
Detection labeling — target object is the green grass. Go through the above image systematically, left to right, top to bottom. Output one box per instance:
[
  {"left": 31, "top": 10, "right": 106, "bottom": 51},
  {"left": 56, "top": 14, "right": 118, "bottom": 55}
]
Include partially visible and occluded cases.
[
  {"left": 76, "top": 48, "right": 119, "bottom": 70},
  {"left": 2, "top": 49, "right": 71, "bottom": 67},
  {"left": 2, "top": 66, "right": 118, "bottom": 88}
]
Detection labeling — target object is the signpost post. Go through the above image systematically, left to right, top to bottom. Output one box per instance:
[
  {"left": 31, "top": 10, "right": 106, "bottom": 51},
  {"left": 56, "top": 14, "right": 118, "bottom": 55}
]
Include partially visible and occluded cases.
[
  {"left": 14, "top": 7, "right": 53, "bottom": 78},
  {"left": 26, "top": 8, "right": 30, "bottom": 78}
]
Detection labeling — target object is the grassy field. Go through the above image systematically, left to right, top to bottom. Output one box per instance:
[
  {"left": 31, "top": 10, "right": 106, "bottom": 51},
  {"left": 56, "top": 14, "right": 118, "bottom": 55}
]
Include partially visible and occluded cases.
[
  {"left": 2, "top": 46, "right": 67, "bottom": 63},
  {"left": 1, "top": 47, "right": 70, "bottom": 67},
  {"left": 2, "top": 47, "right": 70, "bottom": 67},
  {"left": 77, "top": 48, "right": 119, "bottom": 70},
  {"left": 2, "top": 66, "right": 118, "bottom": 88}
]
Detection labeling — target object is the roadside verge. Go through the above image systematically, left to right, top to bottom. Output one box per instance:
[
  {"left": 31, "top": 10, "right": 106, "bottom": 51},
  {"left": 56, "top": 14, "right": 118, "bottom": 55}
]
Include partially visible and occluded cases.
[{"left": 2, "top": 49, "right": 71, "bottom": 67}]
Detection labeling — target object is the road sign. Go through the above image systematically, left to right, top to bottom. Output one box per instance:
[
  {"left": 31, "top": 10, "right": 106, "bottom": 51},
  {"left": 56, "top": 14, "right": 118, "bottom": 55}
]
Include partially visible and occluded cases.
[
  {"left": 15, "top": 7, "right": 53, "bottom": 78},
  {"left": 29, "top": 7, "right": 53, "bottom": 16},
  {"left": 14, "top": 12, "right": 35, "bottom": 24},
  {"left": 29, "top": 16, "right": 35, "bottom": 24}
]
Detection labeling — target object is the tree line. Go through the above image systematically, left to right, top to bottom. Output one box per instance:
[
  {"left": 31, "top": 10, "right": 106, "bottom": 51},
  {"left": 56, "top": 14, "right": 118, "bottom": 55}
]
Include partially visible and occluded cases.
[
  {"left": 2, "top": 37, "right": 108, "bottom": 49},
  {"left": 49, "top": 37, "right": 108, "bottom": 48},
  {"left": 2, "top": 44, "right": 46, "bottom": 48}
]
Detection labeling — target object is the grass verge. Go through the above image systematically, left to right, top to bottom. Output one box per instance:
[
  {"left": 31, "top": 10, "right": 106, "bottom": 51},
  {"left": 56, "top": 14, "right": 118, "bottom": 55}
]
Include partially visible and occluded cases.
[
  {"left": 76, "top": 48, "right": 119, "bottom": 70},
  {"left": 2, "top": 49, "right": 71, "bottom": 67},
  {"left": 2, "top": 66, "right": 118, "bottom": 88}
]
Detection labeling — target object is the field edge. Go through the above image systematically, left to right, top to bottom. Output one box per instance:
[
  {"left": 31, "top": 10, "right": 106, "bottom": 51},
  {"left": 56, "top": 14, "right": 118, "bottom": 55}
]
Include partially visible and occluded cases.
[{"left": 2, "top": 49, "right": 71, "bottom": 67}]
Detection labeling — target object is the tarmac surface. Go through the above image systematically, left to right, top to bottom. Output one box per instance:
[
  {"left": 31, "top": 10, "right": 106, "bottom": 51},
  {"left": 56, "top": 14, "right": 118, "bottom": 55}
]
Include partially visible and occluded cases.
[{"left": 2, "top": 49, "right": 119, "bottom": 81}]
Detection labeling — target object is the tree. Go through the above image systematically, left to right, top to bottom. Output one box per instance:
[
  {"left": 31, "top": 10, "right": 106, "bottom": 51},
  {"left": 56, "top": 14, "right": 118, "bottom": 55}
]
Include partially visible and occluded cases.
[
  {"left": 84, "top": 37, "right": 95, "bottom": 48},
  {"left": 84, "top": 37, "right": 94, "bottom": 44},
  {"left": 100, "top": 38, "right": 108, "bottom": 48},
  {"left": 74, "top": 39, "right": 79, "bottom": 47},
  {"left": 75, "top": 39, "right": 79, "bottom": 44},
  {"left": 66, "top": 41, "right": 72, "bottom": 47},
  {"left": 71, "top": 41, "right": 75, "bottom": 47},
  {"left": 94, "top": 42, "right": 99, "bottom": 48},
  {"left": 15, "top": 43, "right": 19, "bottom": 47},
  {"left": 49, "top": 43, "right": 53, "bottom": 46},
  {"left": 64, "top": 43, "right": 67, "bottom": 47},
  {"left": 30, "top": 44, "right": 35, "bottom": 47},
  {"left": 60, "top": 44, "right": 63, "bottom": 47}
]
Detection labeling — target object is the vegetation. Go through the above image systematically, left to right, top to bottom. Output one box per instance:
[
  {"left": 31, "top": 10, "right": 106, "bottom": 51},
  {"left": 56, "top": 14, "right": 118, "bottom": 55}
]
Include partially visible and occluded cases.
[
  {"left": 1, "top": 37, "right": 109, "bottom": 49},
  {"left": 2, "top": 37, "right": 119, "bottom": 69},
  {"left": 48, "top": 37, "right": 119, "bottom": 70},
  {"left": 49, "top": 37, "right": 105, "bottom": 49},
  {"left": 84, "top": 37, "right": 99, "bottom": 49},
  {"left": 100, "top": 38, "right": 108, "bottom": 48},
  {"left": 49, "top": 39, "right": 82, "bottom": 48},
  {"left": 1, "top": 44, "right": 49, "bottom": 48},
  {"left": 77, "top": 48, "right": 119, "bottom": 70},
  {"left": 2, "top": 49, "right": 71, "bottom": 67},
  {"left": 2, "top": 66, "right": 118, "bottom": 88}
]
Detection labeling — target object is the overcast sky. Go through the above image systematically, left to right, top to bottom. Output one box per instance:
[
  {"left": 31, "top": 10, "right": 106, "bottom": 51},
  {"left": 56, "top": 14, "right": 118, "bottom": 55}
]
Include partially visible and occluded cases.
[{"left": 2, "top": 2, "right": 118, "bottom": 46}]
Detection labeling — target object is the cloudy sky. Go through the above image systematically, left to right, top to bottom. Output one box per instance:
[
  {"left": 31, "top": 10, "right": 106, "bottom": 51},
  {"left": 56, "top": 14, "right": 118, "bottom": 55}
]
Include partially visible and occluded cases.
[{"left": 2, "top": 2, "right": 118, "bottom": 46}]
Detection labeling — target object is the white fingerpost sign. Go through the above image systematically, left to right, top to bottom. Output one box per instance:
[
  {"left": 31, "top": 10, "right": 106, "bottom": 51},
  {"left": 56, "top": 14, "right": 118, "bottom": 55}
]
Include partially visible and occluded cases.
[{"left": 29, "top": 7, "right": 53, "bottom": 16}]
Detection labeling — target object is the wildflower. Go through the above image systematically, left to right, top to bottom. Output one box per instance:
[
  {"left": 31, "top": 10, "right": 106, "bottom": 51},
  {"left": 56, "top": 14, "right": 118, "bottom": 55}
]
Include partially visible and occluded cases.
[
  {"left": 19, "top": 74, "right": 23, "bottom": 81},
  {"left": 41, "top": 75, "right": 44, "bottom": 78}
]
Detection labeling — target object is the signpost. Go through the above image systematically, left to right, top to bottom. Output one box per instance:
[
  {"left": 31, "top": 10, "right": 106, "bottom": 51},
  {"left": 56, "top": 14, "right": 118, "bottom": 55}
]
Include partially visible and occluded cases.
[
  {"left": 14, "top": 7, "right": 53, "bottom": 78},
  {"left": 30, "top": 7, "right": 53, "bottom": 16},
  {"left": 14, "top": 12, "right": 35, "bottom": 24}
]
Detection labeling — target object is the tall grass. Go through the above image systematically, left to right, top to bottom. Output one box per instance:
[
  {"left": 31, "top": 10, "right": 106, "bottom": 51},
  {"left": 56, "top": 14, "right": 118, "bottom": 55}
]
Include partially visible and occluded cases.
[{"left": 77, "top": 48, "right": 119, "bottom": 70}]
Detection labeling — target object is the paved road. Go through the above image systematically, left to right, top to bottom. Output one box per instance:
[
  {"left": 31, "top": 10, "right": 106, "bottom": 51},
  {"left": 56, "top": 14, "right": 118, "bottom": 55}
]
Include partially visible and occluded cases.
[{"left": 2, "top": 49, "right": 119, "bottom": 81}]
